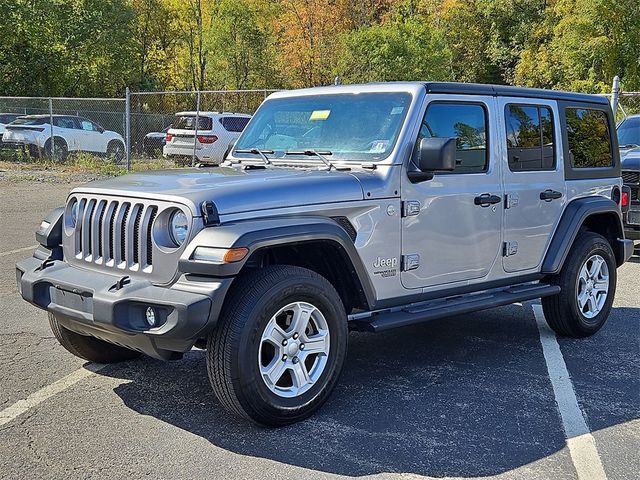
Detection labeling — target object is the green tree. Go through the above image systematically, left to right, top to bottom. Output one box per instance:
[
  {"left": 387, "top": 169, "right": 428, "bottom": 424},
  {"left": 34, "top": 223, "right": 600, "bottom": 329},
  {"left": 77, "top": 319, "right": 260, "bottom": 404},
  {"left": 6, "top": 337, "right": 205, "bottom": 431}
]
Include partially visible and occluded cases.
[{"left": 515, "top": 0, "right": 640, "bottom": 92}]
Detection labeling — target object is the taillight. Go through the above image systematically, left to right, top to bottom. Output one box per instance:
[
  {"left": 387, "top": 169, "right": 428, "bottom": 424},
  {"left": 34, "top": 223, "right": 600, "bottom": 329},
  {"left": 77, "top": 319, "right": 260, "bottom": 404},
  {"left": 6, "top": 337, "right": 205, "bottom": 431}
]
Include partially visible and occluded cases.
[
  {"left": 165, "top": 133, "right": 173, "bottom": 142},
  {"left": 197, "top": 135, "right": 218, "bottom": 144},
  {"left": 621, "top": 186, "right": 630, "bottom": 213}
]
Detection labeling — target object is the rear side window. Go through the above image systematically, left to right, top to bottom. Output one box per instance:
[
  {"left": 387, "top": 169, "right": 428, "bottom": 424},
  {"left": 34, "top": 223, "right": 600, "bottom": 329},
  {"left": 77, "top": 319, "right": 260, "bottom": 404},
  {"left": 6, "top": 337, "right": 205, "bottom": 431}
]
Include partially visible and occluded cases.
[
  {"left": 419, "top": 102, "right": 488, "bottom": 173},
  {"left": 505, "top": 104, "right": 555, "bottom": 171},
  {"left": 565, "top": 108, "right": 612, "bottom": 168},
  {"left": 173, "top": 115, "right": 213, "bottom": 130},
  {"left": 220, "top": 116, "right": 250, "bottom": 132},
  {"left": 54, "top": 117, "right": 77, "bottom": 129}
]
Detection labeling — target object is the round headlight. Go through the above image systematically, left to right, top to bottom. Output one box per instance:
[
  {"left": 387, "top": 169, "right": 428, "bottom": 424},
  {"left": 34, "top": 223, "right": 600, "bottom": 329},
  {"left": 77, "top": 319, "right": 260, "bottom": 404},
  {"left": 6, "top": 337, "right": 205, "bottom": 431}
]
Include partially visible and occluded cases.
[
  {"left": 70, "top": 200, "right": 79, "bottom": 228},
  {"left": 169, "top": 210, "right": 189, "bottom": 246}
]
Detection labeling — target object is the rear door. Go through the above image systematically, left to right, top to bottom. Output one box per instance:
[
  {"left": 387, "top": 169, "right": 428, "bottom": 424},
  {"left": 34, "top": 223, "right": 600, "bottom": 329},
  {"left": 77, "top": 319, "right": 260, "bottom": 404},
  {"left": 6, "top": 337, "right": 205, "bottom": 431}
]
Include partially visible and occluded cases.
[
  {"left": 499, "top": 98, "right": 565, "bottom": 272},
  {"left": 53, "top": 117, "right": 82, "bottom": 151}
]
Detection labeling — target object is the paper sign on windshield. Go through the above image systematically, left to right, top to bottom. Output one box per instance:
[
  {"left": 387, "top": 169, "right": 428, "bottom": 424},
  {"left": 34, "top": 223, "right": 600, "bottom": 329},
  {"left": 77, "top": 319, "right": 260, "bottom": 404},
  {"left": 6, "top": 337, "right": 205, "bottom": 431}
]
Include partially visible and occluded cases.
[{"left": 309, "top": 110, "right": 331, "bottom": 121}]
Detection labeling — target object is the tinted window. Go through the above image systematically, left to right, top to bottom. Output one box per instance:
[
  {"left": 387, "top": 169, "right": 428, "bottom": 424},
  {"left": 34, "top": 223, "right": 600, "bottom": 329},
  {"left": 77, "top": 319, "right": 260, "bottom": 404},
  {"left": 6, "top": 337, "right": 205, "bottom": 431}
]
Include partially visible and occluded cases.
[
  {"left": 419, "top": 103, "right": 488, "bottom": 173},
  {"left": 505, "top": 104, "right": 555, "bottom": 171},
  {"left": 566, "top": 108, "right": 612, "bottom": 168},
  {"left": 0, "top": 114, "right": 19, "bottom": 124},
  {"left": 173, "top": 115, "right": 213, "bottom": 130},
  {"left": 220, "top": 116, "right": 250, "bottom": 132},
  {"left": 617, "top": 116, "right": 640, "bottom": 148},
  {"left": 54, "top": 117, "right": 77, "bottom": 129}
]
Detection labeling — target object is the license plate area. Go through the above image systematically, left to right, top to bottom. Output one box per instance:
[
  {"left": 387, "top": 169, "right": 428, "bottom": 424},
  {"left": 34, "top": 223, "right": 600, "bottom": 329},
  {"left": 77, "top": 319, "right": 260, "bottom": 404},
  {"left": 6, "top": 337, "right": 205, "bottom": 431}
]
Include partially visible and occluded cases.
[
  {"left": 627, "top": 210, "right": 640, "bottom": 225},
  {"left": 49, "top": 285, "right": 94, "bottom": 315}
]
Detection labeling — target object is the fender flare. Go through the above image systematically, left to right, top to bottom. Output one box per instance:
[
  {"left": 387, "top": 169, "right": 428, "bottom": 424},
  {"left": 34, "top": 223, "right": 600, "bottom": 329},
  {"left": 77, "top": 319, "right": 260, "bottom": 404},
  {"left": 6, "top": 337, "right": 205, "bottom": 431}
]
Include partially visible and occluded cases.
[
  {"left": 542, "top": 197, "right": 624, "bottom": 274},
  {"left": 179, "top": 216, "right": 376, "bottom": 309}
]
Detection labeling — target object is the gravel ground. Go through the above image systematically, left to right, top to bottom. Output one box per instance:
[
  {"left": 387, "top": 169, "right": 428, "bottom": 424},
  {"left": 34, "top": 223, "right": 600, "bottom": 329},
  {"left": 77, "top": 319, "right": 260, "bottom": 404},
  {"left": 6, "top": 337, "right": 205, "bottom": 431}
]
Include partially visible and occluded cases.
[{"left": 0, "top": 178, "right": 638, "bottom": 480}]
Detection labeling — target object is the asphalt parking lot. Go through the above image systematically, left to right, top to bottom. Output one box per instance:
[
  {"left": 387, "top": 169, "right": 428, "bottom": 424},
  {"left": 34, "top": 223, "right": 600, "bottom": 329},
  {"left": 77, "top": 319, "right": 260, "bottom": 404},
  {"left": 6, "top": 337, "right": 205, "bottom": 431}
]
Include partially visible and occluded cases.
[{"left": 0, "top": 178, "right": 638, "bottom": 480}]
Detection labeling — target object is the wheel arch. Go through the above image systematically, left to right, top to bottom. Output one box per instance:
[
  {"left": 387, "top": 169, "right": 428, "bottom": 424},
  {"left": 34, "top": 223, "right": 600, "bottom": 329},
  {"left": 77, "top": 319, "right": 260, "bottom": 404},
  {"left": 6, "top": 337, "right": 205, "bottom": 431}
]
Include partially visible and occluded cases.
[
  {"left": 542, "top": 196, "right": 625, "bottom": 274},
  {"left": 180, "top": 216, "right": 376, "bottom": 313}
]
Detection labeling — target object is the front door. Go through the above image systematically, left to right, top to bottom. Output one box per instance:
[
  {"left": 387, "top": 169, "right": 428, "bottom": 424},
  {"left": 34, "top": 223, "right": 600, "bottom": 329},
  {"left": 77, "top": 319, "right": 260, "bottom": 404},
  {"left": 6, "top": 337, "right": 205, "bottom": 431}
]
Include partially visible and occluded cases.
[
  {"left": 401, "top": 95, "right": 503, "bottom": 289},
  {"left": 499, "top": 98, "right": 565, "bottom": 273}
]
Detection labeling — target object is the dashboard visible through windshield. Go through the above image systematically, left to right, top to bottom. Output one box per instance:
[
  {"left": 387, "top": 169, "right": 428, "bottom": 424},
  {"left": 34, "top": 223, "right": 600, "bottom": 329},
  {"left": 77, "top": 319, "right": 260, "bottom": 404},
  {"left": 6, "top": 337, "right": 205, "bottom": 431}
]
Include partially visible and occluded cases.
[{"left": 233, "top": 92, "right": 412, "bottom": 162}]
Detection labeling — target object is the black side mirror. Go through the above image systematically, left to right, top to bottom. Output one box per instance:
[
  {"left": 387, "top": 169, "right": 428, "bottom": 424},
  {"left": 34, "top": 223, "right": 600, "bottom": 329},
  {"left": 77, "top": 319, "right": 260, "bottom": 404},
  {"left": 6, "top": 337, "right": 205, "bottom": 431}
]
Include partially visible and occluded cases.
[
  {"left": 98, "top": 127, "right": 105, "bottom": 134},
  {"left": 408, "top": 137, "right": 456, "bottom": 182}
]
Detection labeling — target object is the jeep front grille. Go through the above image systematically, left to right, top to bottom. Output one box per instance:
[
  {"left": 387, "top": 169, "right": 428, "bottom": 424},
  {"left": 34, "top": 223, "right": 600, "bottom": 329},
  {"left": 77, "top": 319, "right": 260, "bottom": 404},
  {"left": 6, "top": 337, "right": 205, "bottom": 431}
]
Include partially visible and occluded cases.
[
  {"left": 622, "top": 171, "right": 640, "bottom": 185},
  {"left": 72, "top": 197, "right": 158, "bottom": 272}
]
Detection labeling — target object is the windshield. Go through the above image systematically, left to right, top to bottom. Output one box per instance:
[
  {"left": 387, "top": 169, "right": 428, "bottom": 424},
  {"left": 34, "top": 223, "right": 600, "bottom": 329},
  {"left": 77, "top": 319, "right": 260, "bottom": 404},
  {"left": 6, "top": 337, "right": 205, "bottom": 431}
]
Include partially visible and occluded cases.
[
  {"left": 234, "top": 92, "right": 412, "bottom": 161},
  {"left": 618, "top": 116, "right": 640, "bottom": 147}
]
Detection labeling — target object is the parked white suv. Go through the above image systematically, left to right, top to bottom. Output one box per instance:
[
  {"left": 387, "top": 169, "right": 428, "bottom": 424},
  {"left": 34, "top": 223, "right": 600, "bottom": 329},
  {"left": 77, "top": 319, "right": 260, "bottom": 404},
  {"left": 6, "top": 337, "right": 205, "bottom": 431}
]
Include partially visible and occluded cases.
[
  {"left": 163, "top": 111, "right": 251, "bottom": 164},
  {"left": 0, "top": 113, "right": 20, "bottom": 136},
  {"left": 2, "top": 115, "right": 126, "bottom": 162}
]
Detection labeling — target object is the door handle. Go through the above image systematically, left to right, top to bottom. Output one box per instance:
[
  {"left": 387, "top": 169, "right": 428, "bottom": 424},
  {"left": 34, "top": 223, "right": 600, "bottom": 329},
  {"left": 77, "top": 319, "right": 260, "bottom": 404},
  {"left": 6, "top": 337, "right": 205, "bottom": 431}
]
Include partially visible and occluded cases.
[
  {"left": 540, "top": 189, "right": 563, "bottom": 202},
  {"left": 474, "top": 193, "right": 502, "bottom": 207}
]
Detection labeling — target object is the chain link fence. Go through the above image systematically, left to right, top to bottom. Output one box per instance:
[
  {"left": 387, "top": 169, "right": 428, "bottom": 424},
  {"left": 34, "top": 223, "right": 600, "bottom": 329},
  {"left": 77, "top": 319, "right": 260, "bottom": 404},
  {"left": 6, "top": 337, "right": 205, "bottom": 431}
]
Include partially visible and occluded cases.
[
  {"left": 2, "top": 79, "right": 638, "bottom": 170},
  {"left": 0, "top": 89, "right": 277, "bottom": 169}
]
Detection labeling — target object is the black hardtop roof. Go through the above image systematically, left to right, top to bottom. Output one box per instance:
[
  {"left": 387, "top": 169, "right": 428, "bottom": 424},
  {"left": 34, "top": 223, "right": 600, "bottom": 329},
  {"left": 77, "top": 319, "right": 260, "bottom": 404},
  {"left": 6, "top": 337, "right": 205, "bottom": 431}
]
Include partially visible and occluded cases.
[{"left": 421, "top": 82, "right": 610, "bottom": 105}]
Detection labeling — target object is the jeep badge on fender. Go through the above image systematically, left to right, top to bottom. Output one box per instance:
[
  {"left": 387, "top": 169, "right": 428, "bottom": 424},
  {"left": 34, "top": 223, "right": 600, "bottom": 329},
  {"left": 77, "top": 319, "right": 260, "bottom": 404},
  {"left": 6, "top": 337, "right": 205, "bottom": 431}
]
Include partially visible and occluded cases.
[{"left": 16, "top": 82, "right": 634, "bottom": 426}]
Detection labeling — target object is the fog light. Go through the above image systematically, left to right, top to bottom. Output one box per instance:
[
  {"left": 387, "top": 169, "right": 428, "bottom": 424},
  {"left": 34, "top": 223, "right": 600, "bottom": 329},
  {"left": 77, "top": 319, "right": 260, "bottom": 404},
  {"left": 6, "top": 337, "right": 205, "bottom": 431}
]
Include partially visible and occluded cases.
[{"left": 145, "top": 307, "right": 157, "bottom": 327}]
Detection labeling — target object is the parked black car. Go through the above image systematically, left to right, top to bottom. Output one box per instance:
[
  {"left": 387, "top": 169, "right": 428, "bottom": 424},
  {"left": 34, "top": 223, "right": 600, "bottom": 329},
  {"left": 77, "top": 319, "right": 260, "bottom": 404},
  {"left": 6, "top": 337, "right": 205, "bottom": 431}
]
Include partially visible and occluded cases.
[{"left": 143, "top": 126, "right": 170, "bottom": 157}]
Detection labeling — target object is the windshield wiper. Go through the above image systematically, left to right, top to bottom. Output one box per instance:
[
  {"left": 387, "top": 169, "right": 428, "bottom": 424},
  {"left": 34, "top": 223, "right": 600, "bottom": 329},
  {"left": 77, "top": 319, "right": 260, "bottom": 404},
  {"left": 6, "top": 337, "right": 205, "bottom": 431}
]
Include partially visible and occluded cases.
[
  {"left": 234, "top": 148, "right": 273, "bottom": 165},
  {"left": 284, "top": 150, "right": 350, "bottom": 171}
]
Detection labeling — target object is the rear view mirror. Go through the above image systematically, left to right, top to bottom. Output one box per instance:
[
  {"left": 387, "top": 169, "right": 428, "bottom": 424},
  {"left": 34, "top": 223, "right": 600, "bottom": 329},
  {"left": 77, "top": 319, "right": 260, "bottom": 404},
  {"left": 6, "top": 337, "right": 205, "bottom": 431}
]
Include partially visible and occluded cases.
[{"left": 408, "top": 137, "right": 456, "bottom": 182}]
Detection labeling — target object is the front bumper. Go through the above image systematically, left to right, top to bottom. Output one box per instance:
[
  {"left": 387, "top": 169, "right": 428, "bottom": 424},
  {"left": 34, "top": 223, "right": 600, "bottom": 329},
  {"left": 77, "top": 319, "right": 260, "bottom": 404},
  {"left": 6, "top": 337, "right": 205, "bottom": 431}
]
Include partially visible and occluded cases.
[{"left": 16, "top": 255, "right": 232, "bottom": 360}]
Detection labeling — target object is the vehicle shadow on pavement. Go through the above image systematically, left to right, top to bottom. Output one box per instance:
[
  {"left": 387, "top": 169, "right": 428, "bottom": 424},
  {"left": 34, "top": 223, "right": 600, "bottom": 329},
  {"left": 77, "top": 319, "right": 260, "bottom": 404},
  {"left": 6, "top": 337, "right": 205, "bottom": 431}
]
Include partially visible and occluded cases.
[{"left": 98, "top": 304, "right": 639, "bottom": 477}]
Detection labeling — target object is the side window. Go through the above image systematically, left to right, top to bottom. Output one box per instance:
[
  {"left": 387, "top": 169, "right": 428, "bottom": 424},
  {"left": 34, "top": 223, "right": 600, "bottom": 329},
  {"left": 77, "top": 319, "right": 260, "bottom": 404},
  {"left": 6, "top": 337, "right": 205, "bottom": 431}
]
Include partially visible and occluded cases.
[
  {"left": 419, "top": 102, "right": 488, "bottom": 173},
  {"left": 505, "top": 104, "right": 555, "bottom": 171},
  {"left": 565, "top": 108, "right": 613, "bottom": 168},
  {"left": 220, "top": 116, "right": 250, "bottom": 133},
  {"left": 54, "top": 117, "right": 76, "bottom": 129},
  {"left": 80, "top": 120, "right": 96, "bottom": 131}
]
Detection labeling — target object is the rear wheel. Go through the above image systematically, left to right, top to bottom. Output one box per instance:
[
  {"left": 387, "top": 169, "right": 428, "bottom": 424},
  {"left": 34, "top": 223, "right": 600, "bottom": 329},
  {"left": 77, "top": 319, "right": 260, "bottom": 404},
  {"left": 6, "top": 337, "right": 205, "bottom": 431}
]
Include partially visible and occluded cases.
[
  {"left": 44, "top": 137, "right": 68, "bottom": 161},
  {"left": 107, "top": 140, "right": 125, "bottom": 164},
  {"left": 542, "top": 231, "right": 616, "bottom": 337},
  {"left": 207, "top": 265, "right": 348, "bottom": 426},
  {"left": 49, "top": 313, "right": 141, "bottom": 363}
]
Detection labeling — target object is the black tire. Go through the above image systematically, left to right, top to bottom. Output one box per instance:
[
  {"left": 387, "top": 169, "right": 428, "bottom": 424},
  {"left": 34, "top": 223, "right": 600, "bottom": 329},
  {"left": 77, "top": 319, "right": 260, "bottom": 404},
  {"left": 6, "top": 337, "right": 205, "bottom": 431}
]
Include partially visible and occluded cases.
[
  {"left": 44, "top": 137, "right": 68, "bottom": 161},
  {"left": 107, "top": 140, "right": 125, "bottom": 164},
  {"left": 542, "top": 231, "right": 616, "bottom": 338},
  {"left": 207, "top": 265, "right": 348, "bottom": 426},
  {"left": 49, "top": 313, "right": 141, "bottom": 363}
]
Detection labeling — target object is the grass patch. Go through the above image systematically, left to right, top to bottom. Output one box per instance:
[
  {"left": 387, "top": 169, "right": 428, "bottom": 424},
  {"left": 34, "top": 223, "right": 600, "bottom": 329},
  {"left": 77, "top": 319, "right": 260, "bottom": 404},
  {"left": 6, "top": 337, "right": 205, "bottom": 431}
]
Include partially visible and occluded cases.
[{"left": 0, "top": 148, "right": 176, "bottom": 176}]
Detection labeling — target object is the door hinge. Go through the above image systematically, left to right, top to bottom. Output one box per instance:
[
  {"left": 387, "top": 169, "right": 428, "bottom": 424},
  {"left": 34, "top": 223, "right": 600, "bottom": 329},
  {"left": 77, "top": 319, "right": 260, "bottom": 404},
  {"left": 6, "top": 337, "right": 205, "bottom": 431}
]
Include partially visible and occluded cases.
[
  {"left": 504, "top": 193, "right": 519, "bottom": 209},
  {"left": 402, "top": 200, "right": 421, "bottom": 217},
  {"left": 503, "top": 241, "right": 518, "bottom": 257},
  {"left": 402, "top": 254, "right": 420, "bottom": 271}
]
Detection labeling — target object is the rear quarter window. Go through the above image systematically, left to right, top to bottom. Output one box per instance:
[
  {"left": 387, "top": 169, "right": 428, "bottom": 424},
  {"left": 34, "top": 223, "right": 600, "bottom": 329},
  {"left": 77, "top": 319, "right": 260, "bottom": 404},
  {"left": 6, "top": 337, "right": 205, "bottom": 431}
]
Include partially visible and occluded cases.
[
  {"left": 565, "top": 108, "right": 613, "bottom": 168},
  {"left": 220, "top": 116, "right": 250, "bottom": 132}
]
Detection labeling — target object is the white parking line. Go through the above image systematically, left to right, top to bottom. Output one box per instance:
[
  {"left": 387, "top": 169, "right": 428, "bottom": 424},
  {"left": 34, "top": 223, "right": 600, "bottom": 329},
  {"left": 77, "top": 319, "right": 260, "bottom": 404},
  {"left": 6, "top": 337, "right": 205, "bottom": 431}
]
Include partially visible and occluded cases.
[
  {"left": 0, "top": 245, "right": 37, "bottom": 258},
  {"left": 532, "top": 304, "right": 608, "bottom": 480},
  {"left": 0, "top": 364, "right": 105, "bottom": 427}
]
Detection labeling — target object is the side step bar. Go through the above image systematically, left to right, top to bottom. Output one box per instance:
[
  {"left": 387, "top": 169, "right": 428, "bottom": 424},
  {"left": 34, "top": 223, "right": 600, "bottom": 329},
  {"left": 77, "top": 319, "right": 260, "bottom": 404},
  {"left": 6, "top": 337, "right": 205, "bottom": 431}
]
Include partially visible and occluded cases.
[{"left": 350, "top": 283, "right": 560, "bottom": 333}]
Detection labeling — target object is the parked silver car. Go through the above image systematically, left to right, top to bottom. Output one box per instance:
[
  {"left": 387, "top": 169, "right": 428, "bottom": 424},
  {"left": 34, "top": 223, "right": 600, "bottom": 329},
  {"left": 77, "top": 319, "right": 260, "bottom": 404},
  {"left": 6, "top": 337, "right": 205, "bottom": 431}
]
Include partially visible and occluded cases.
[{"left": 17, "top": 82, "right": 633, "bottom": 426}]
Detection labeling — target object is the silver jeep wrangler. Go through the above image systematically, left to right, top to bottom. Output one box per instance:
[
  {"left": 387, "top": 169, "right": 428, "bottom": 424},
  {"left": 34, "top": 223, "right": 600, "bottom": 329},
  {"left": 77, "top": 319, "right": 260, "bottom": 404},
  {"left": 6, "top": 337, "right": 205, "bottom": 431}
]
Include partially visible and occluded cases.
[{"left": 17, "top": 82, "right": 634, "bottom": 426}]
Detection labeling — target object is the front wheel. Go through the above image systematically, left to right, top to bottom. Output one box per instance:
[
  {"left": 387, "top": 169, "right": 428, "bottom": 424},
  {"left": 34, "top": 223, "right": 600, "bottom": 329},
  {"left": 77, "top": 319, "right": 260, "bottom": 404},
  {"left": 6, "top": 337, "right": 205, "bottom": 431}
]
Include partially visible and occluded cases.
[
  {"left": 542, "top": 231, "right": 617, "bottom": 337},
  {"left": 207, "top": 265, "right": 348, "bottom": 426}
]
